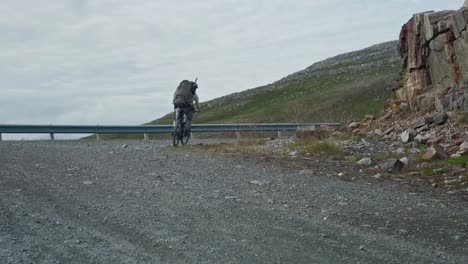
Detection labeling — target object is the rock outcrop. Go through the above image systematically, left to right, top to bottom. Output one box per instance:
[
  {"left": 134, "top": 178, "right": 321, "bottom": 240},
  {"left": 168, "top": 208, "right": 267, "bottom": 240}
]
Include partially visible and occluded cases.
[{"left": 393, "top": 3, "right": 468, "bottom": 112}]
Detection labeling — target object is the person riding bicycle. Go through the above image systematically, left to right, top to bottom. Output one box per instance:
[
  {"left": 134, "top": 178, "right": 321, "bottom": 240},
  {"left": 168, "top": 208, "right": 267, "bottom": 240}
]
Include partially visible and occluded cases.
[{"left": 172, "top": 80, "right": 200, "bottom": 133}]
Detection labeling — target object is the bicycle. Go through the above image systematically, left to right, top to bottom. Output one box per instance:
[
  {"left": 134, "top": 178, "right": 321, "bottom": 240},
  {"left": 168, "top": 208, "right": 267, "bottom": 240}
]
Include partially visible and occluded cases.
[{"left": 172, "top": 110, "right": 191, "bottom": 146}]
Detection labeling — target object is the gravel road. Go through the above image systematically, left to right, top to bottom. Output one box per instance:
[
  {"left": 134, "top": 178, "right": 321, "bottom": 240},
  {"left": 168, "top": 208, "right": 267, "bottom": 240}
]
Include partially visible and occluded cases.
[{"left": 1, "top": 140, "right": 467, "bottom": 263}]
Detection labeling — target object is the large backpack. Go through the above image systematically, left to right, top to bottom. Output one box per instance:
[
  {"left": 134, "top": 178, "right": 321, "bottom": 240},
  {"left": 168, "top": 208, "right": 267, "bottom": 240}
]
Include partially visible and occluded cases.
[{"left": 173, "top": 80, "right": 195, "bottom": 108}]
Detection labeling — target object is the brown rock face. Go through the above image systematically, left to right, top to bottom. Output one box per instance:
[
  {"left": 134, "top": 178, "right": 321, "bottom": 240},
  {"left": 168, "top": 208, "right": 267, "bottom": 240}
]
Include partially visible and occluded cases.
[{"left": 394, "top": 5, "right": 468, "bottom": 112}]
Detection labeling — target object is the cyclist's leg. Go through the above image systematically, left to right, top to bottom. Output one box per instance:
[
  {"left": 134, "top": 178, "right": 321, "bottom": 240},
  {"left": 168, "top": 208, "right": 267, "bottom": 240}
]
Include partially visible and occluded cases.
[
  {"left": 173, "top": 108, "right": 180, "bottom": 127},
  {"left": 184, "top": 109, "right": 194, "bottom": 132}
]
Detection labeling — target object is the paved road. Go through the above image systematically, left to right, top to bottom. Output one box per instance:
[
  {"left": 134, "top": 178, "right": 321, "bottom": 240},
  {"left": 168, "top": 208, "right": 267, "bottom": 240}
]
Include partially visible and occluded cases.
[{"left": 0, "top": 140, "right": 467, "bottom": 263}]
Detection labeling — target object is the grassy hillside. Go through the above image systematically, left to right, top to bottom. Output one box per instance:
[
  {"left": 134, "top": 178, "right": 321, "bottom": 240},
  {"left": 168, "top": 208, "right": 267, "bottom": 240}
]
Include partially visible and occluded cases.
[
  {"left": 94, "top": 41, "right": 401, "bottom": 139},
  {"left": 153, "top": 41, "right": 400, "bottom": 125}
]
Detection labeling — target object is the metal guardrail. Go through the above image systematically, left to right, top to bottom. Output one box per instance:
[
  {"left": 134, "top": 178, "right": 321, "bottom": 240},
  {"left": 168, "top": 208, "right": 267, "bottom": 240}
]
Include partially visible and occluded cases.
[{"left": 0, "top": 123, "right": 341, "bottom": 140}]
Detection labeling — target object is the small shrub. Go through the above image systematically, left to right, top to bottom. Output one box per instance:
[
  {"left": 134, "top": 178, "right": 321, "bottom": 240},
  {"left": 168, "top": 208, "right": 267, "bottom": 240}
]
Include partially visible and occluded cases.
[{"left": 299, "top": 137, "right": 343, "bottom": 158}]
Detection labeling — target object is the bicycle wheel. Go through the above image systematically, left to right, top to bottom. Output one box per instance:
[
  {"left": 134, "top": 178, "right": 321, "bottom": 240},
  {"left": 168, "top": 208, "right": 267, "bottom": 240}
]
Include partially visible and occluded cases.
[
  {"left": 181, "top": 112, "right": 191, "bottom": 145},
  {"left": 172, "top": 119, "right": 182, "bottom": 147},
  {"left": 181, "top": 124, "right": 190, "bottom": 145}
]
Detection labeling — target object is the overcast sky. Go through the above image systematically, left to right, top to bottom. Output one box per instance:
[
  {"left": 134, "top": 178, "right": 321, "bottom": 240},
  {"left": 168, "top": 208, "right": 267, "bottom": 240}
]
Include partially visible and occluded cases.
[{"left": 0, "top": 0, "right": 463, "bottom": 139}]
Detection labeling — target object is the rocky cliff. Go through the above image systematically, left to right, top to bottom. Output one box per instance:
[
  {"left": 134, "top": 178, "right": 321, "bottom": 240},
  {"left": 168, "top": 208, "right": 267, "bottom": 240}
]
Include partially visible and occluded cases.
[{"left": 393, "top": 3, "right": 468, "bottom": 112}]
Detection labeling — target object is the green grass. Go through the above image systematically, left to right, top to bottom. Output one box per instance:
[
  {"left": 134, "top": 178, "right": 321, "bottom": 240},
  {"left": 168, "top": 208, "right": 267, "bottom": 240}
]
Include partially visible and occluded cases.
[{"left": 298, "top": 137, "right": 344, "bottom": 158}]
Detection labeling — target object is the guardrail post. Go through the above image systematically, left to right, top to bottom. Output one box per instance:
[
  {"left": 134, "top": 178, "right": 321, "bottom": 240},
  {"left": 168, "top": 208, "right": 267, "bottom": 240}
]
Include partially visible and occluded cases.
[
  {"left": 277, "top": 130, "right": 282, "bottom": 138},
  {"left": 235, "top": 131, "right": 241, "bottom": 141},
  {"left": 190, "top": 132, "right": 195, "bottom": 140},
  {"left": 0, "top": 133, "right": 2, "bottom": 141},
  {"left": 50, "top": 133, "right": 55, "bottom": 140},
  {"left": 144, "top": 133, "right": 149, "bottom": 140},
  {"left": 96, "top": 134, "right": 101, "bottom": 140}
]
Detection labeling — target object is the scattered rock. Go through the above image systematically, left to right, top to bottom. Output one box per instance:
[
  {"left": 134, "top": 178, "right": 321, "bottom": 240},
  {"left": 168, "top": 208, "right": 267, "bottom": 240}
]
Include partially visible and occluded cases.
[
  {"left": 433, "top": 112, "right": 449, "bottom": 125},
  {"left": 424, "top": 116, "right": 434, "bottom": 124},
  {"left": 412, "top": 118, "right": 426, "bottom": 129},
  {"left": 348, "top": 122, "right": 361, "bottom": 130},
  {"left": 383, "top": 127, "right": 394, "bottom": 135},
  {"left": 399, "top": 129, "right": 415, "bottom": 143},
  {"left": 414, "top": 133, "right": 432, "bottom": 144},
  {"left": 426, "top": 135, "right": 445, "bottom": 146},
  {"left": 459, "top": 142, "right": 468, "bottom": 152},
  {"left": 121, "top": 144, "right": 128, "bottom": 148},
  {"left": 422, "top": 145, "right": 449, "bottom": 160},
  {"left": 395, "top": 147, "right": 406, "bottom": 155},
  {"left": 399, "top": 157, "right": 409, "bottom": 166},
  {"left": 357, "top": 158, "right": 372, "bottom": 166},
  {"left": 383, "top": 159, "right": 404, "bottom": 172},
  {"left": 373, "top": 173, "right": 382, "bottom": 179},
  {"left": 249, "top": 180, "right": 270, "bottom": 186},
  {"left": 83, "top": 181, "right": 93, "bottom": 185}
]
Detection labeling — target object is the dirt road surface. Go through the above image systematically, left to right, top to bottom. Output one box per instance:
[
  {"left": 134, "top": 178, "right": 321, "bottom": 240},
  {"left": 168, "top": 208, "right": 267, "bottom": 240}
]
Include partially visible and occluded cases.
[{"left": 1, "top": 140, "right": 467, "bottom": 263}]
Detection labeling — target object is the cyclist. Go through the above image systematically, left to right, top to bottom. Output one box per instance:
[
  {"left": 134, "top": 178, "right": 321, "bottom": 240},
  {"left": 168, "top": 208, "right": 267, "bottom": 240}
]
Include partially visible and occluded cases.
[{"left": 172, "top": 80, "right": 200, "bottom": 133}]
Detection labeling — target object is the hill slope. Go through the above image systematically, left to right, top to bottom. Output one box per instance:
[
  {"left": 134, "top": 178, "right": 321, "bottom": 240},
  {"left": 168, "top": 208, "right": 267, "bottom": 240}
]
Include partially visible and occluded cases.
[
  {"left": 95, "top": 41, "right": 401, "bottom": 139},
  {"left": 151, "top": 41, "right": 401, "bottom": 126}
]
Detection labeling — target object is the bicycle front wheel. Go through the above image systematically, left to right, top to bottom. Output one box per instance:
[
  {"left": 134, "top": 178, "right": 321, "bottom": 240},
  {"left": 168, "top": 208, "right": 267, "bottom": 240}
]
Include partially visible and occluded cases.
[{"left": 181, "top": 127, "right": 190, "bottom": 145}]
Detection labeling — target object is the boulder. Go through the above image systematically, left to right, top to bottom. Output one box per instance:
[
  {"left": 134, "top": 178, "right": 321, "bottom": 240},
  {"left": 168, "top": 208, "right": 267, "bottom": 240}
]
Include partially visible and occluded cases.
[
  {"left": 394, "top": 6, "right": 468, "bottom": 112},
  {"left": 433, "top": 112, "right": 449, "bottom": 125},
  {"left": 424, "top": 115, "right": 435, "bottom": 124},
  {"left": 412, "top": 118, "right": 426, "bottom": 129},
  {"left": 348, "top": 122, "right": 360, "bottom": 130},
  {"left": 399, "top": 129, "right": 415, "bottom": 143},
  {"left": 414, "top": 133, "right": 432, "bottom": 144},
  {"left": 426, "top": 135, "right": 446, "bottom": 145},
  {"left": 460, "top": 141, "right": 468, "bottom": 152},
  {"left": 422, "top": 145, "right": 449, "bottom": 160},
  {"left": 399, "top": 157, "right": 410, "bottom": 166},
  {"left": 357, "top": 158, "right": 372, "bottom": 166},
  {"left": 383, "top": 159, "right": 404, "bottom": 172}
]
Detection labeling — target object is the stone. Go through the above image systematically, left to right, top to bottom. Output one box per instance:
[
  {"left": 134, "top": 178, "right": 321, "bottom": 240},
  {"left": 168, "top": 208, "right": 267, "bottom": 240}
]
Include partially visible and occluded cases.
[
  {"left": 435, "top": 96, "right": 452, "bottom": 112},
  {"left": 380, "top": 111, "right": 393, "bottom": 120},
  {"left": 433, "top": 112, "right": 449, "bottom": 125},
  {"left": 424, "top": 115, "right": 434, "bottom": 124},
  {"left": 412, "top": 118, "right": 426, "bottom": 129},
  {"left": 348, "top": 122, "right": 360, "bottom": 130},
  {"left": 383, "top": 127, "right": 394, "bottom": 135},
  {"left": 374, "top": 129, "right": 383, "bottom": 136},
  {"left": 399, "top": 129, "right": 415, "bottom": 143},
  {"left": 414, "top": 133, "right": 432, "bottom": 144},
  {"left": 426, "top": 135, "right": 445, "bottom": 145},
  {"left": 451, "top": 138, "right": 464, "bottom": 146},
  {"left": 460, "top": 142, "right": 468, "bottom": 152},
  {"left": 422, "top": 145, "right": 449, "bottom": 160},
  {"left": 396, "top": 147, "right": 406, "bottom": 155},
  {"left": 399, "top": 157, "right": 409, "bottom": 166},
  {"left": 357, "top": 158, "right": 372, "bottom": 166},
  {"left": 383, "top": 159, "right": 404, "bottom": 172},
  {"left": 373, "top": 173, "right": 382, "bottom": 179},
  {"left": 249, "top": 180, "right": 270, "bottom": 186}
]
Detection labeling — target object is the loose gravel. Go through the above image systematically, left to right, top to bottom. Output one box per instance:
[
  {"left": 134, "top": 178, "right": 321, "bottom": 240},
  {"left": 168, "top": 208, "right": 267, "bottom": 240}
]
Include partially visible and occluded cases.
[{"left": 0, "top": 140, "right": 467, "bottom": 263}]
